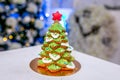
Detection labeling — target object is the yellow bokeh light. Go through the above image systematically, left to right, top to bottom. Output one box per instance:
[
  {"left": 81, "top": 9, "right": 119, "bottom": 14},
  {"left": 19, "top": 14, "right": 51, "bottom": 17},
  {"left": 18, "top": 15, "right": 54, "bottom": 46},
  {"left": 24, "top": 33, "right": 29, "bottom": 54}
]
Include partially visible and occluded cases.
[
  {"left": 31, "top": 18, "right": 35, "bottom": 22},
  {"left": 20, "top": 27, "right": 24, "bottom": 31},
  {"left": 20, "top": 34, "right": 24, "bottom": 37},
  {"left": 9, "top": 35, "right": 13, "bottom": 39},
  {"left": 3, "top": 37, "right": 7, "bottom": 42},
  {"left": 25, "top": 43, "right": 30, "bottom": 47}
]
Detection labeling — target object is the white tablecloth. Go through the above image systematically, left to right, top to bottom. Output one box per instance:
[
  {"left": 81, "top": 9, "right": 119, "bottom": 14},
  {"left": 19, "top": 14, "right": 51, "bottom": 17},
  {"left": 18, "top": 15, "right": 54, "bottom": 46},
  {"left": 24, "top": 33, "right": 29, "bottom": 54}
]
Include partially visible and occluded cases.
[{"left": 0, "top": 45, "right": 120, "bottom": 80}]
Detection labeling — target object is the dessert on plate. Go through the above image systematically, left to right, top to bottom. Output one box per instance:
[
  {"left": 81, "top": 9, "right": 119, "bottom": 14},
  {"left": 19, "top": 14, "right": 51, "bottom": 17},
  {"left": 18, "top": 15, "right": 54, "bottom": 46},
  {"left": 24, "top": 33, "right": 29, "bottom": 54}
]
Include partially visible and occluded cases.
[{"left": 37, "top": 11, "right": 76, "bottom": 72}]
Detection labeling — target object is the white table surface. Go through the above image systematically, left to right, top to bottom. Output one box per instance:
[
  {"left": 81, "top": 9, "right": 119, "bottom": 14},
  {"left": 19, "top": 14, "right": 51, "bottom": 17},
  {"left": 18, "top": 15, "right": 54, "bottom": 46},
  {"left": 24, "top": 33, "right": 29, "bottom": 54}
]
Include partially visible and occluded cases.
[{"left": 0, "top": 45, "right": 120, "bottom": 80}]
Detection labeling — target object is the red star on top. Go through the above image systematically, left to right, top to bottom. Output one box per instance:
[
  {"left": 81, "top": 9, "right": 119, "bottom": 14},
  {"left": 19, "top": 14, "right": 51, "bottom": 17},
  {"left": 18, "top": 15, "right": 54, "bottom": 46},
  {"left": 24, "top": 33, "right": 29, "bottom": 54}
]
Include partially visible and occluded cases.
[{"left": 52, "top": 11, "right": 62, "bottom": 21}]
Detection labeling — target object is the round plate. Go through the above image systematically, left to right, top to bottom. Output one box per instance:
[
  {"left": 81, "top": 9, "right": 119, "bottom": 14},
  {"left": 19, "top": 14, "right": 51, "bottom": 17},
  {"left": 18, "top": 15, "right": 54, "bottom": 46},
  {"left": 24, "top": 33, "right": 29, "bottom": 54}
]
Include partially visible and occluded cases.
[{"left": 30, "top": 58, "right": 81, "bottom": 76}]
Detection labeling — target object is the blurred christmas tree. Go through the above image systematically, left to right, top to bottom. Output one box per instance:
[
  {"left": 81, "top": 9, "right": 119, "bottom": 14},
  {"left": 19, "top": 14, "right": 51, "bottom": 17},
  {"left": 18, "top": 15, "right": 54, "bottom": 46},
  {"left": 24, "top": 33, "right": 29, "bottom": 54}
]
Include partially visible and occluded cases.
[{"left": 0, "top": 0, "right": 49, "bottom": 51}]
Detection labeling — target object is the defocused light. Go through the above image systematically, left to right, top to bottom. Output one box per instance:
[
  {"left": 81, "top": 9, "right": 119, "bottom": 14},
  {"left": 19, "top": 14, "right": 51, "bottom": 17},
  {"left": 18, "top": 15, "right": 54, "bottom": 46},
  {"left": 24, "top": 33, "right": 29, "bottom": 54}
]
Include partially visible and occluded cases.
[
  {"left": 5, "top": 5, "right": 9, "bottom": 10},
  {"left": 45, "top": 13, "right": 49, "bottom": 17},
  {"left": 1, "top": 15, "right": 5, "bottom": 19},
  {"left": 40, "top": 16, "right": 44, "bottom": 20},
  {"left": 31, "top": 18, "right": 35, "bottom": 22},
  {"left": 20, "top": 27, "right": 24, "bottom": 31},
  {"left": 20, "top": 34, "right": 24, "bottom": 37},
  {"left": 9, "top": 35, "right": 13, "bottom": 39},
  {"left": 3, "top": 37, "right": 7, "bottom": 42},
  {"left": 25, "top": 42, "right": 30, "bottom": 47}
]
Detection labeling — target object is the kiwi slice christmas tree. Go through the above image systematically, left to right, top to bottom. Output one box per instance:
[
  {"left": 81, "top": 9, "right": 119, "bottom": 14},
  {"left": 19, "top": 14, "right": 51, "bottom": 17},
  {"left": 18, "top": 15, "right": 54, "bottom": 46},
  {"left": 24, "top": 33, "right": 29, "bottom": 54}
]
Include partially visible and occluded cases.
[
  {"left": 30, "top": 11, "right": 81, "bottom": 76},
  {"left": 37, "top": 11, "right": 75, "bottom": 72},
  {"left": 37, "top": 11, "right": 78, "bottom": 73}
]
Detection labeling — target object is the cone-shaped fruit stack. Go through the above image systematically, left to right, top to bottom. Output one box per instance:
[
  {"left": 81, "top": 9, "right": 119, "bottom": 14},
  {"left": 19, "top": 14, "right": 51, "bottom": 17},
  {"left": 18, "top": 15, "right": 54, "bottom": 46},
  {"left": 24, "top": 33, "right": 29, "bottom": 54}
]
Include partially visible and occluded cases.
[{"left": 37, "top": 11, "right": 75, "bottom": 72}]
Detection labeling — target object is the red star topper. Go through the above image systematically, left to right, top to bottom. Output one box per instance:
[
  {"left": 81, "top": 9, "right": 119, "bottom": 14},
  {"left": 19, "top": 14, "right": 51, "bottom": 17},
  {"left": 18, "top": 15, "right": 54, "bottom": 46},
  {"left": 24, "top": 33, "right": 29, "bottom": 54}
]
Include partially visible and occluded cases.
[{"left": 52, "top": 11, "right": 62, "bottom": 21}]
